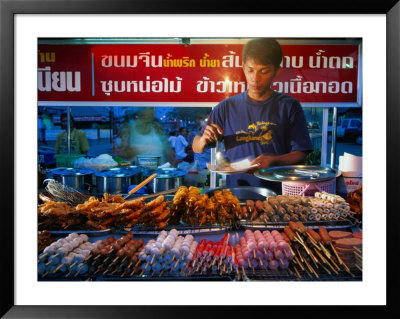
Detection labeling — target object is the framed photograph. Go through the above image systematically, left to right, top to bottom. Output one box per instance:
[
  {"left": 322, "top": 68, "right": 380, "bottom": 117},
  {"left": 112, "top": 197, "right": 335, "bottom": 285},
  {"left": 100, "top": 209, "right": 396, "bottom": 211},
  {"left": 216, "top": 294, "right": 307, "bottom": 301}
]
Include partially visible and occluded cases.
[{"left": 1, "top": 0, "right": 398, "bottom": 317}]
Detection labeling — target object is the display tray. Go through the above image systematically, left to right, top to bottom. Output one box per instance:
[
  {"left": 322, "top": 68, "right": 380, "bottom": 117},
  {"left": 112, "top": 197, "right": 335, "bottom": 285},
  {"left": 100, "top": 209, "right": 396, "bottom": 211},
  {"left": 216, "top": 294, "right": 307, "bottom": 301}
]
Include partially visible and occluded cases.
[
  {"left": 204, "top": 186, "right": 277, "bottom": 199},
  {"left": 205, "top": 186, "right": 356, "bottom": 229},
  {"left": 240, "top": 219, "right": 357, "bottom": 230},
  {"left": 119, "top": 223, "right": 231, "bottom": 236},
  {"left": 49, "top": 229, "right": 111, "bottom": 236},
  {"left": 38, "top": 268, "right": 362, "bottom": 282},
  {"left": 244, "top": 268, "right": 362, "bottom": 282},
  {"left": 98, "top": 273, "right": 234, "bottom": 281}
]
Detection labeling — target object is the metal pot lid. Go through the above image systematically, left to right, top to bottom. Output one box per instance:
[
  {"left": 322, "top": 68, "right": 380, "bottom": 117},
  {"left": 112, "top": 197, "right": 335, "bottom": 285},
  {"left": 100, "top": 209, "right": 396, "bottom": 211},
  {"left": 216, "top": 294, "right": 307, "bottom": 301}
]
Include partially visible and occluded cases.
[
  {"left": 136, "top": 154, "right": 161, "bottom": 159},
  {"left": 254, "top": 165, "right": 340, "bottom": 182},
  {"left": 125, "top": 166, "right": 142, "bottom": 175},
  {"left": 52, "top": 167, "right": 94, "bottom": 176},
  {"left": 96, "top": 167, "right": 134, "bottom": 177},
  {"left": 153, "top": 168, "right": 187, "bottom": 178}
]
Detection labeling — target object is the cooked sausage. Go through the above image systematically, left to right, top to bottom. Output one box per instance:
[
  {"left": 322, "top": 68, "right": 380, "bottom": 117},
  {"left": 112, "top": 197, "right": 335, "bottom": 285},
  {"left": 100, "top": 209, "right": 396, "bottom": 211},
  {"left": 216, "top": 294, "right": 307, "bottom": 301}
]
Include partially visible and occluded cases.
[
  {"left": 246, "top": 200, "right": 255, "bottom": 213},
  {"left": 255, "top": 200, "right": 264, "bottom": 213},
  {"left": 263, "top": 201, "right": 275, "bottom": 216},
  {"left": 241, "top": 206, "right": 248, "bottom": 219},
  {"left": 276, "top": 206, "right": 286, "bottom": 217},
  {"left": 250, "top": 209, "right": 258, "bottom": 221},
  {"left": 289, "top": 221, "right": 300, "bottom": 233},
  {"left": 295, "top": 221, "right": 307, "bottom": 234},
  {"left": 284, "top": 226, "right": 296, "bottom": 241},
  {"left": 318, "top": 226, "right": 332, "bottom": 245},
  {"left": 307, "top": 228, "right": 321, "bottom": 243},
  {"left": 328, "top": 230, "right": 353, "bottom": 241},
  {"left": 280, "top": 232, "right": 291, "bottom": 243},
  {"left": 334, "top": 237, "right": 362, "bottom": 249}
]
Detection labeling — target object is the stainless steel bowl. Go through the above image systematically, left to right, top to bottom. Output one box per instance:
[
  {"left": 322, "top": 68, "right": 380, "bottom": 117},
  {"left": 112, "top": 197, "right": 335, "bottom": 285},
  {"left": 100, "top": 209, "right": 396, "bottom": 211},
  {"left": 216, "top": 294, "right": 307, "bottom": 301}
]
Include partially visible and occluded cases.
[
  {"left": 51, "top": 168, "right": 94, "bottom": 191},
  {"left": 95, "top": 168, "right": 134, "bottom": 194},
  {"left": 148, "top": 168, "right": 187, "bottom": 193}
]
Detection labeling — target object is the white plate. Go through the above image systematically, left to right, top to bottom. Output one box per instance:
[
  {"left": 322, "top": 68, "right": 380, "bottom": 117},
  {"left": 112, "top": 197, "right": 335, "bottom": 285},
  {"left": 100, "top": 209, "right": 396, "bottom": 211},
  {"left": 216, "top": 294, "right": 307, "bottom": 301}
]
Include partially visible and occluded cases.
[{"left": 206, "top": 163, "right": 259, "bottom": 175}]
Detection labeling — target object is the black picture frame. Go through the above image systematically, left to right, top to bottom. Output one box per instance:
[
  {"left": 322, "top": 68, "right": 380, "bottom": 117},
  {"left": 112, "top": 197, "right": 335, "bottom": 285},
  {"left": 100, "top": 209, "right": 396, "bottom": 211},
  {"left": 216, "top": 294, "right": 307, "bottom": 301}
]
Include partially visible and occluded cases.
[{"left": 1, "top": 0, "right": 399, "bottom": 318}]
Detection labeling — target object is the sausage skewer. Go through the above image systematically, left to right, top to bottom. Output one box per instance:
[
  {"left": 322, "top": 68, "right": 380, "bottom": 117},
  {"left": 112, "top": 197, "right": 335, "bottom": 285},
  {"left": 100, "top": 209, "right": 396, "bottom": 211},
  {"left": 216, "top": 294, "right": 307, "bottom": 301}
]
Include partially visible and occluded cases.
[{"left": 319, "top": 226, "right": 346, "bottom": 268}]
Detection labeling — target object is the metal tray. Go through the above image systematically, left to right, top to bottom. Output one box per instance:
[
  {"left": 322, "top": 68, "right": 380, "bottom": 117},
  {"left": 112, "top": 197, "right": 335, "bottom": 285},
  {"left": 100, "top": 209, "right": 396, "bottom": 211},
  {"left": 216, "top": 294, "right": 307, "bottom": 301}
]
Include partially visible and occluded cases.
[
  {"left": 255, "top": 165, "right": 340, "bottom": 182},
  {"left": 204, "top": 186, "right": 277, "bottom": 200},
  {"left": 241, "top": 219, "right": 357, "bottom": 231},
  {"left": 120, "top": 223, "right": 230, "bottom": 236},
  {"left": 49, "top": 229, "right": 111, "bottom": 236}
]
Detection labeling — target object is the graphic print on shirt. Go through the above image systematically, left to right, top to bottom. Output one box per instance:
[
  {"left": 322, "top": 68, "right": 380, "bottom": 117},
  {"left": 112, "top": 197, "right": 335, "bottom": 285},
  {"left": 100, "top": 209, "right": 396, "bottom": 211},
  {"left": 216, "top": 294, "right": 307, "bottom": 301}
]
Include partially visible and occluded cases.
[
  {"left": 235, "top": 121, "right": 277, "bottom": 145},
  {"left": 61, "top": 134, "right": 78, "bottom": 153}
]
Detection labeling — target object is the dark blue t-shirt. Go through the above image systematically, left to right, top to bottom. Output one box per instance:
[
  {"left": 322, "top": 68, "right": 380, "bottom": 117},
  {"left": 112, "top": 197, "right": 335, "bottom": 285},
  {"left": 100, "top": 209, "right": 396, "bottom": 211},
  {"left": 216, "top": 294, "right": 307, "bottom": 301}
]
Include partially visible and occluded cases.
[{"left": 201, "top": 90, "right": 313, "bottom": 189}]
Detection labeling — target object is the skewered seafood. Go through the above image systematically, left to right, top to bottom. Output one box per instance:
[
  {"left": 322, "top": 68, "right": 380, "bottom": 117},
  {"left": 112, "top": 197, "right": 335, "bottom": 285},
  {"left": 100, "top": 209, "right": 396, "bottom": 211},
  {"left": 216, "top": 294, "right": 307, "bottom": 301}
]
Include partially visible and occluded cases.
[
  {"left": 170, "top": 186, "right": 240, "bottom": 227},
  {"left": 38, "top": 193, "right": 170, "bottom": 230},
  {"left": 241, "top": 193, "right": 356, "bottom": 224}
]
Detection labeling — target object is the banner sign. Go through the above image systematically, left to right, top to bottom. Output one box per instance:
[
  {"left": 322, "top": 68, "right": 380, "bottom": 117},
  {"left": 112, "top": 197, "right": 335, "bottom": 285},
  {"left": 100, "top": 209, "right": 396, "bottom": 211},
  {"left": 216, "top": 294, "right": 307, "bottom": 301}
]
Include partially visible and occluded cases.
[{"left": 38, "top": 43, "right": 360, "bottom": 105}]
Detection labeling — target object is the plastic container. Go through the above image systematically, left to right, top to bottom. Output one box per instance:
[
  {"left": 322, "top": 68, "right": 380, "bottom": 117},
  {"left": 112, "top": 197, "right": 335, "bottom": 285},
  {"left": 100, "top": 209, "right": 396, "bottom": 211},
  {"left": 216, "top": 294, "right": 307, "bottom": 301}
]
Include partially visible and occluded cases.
[
  {"left": 55, "top": 154, "right": 85, "bottom": 168},
  {"left": 136, "top": 155, "right": 161, "bottom": 170},
  {"left": 336, "top": 176, "right": 362, "bottom": 198},
  {"left": 282, "top": 179, "right": 336, "bottom": 197}
]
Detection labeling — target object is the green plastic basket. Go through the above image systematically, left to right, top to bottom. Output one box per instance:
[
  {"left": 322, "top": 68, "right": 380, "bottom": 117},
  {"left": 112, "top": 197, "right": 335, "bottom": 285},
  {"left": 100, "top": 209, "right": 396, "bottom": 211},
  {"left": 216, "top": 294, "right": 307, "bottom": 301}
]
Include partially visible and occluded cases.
[{"left": 55, "top": 154, "right": 85, "bottom": 168}]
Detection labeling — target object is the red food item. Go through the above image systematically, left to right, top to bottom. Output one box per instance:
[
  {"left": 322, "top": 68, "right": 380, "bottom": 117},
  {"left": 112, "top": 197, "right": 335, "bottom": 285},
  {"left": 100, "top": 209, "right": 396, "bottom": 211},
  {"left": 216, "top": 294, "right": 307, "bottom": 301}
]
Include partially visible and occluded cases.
[
  {"left": 289, "top": 221, "right": 300, "bottom": 233},
  {"left": 284, "top": 227, "right": 296, "bottom": 241},
  {"left": 318, "top": 227, "right": 332, "bottom": 245},
  {"left": 307, "top": 229, "right": 321, "bottom": 243},
  {"left": 328, "top": 230, "right": 353, "bottom": 241},
  {"left": 352, "top": 232, "right": 362, "bottom": 239},
  {"left": 335, "top": 237, "right": 362, "bottom": 249},
  {"left": 335, "top": 246, "right": 355, "bottom": 254}
]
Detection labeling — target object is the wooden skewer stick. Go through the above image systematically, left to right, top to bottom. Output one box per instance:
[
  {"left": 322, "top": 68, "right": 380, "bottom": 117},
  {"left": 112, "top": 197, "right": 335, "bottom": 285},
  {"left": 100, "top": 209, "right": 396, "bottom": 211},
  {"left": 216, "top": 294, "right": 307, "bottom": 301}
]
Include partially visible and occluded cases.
[
  {"left": 127, "top": 173, "right": 158, "bottom": 196},
  {"left": 296, "top": 237, "right": 312, "bottom": 256},
  {"left": 319, "top": 243, "right": 331, "bottom": 259},
  {"left": 329, "top": 243, "right": 343, "bottom": 265},
  {"left": 353, "top": 246, "right": 362, "bottom": 254},
  {"left": 296, "top": 249, "right": 303, "bottom": 262},
  {"left": 309, "top": 251, "right": 319, "bottom": 269},
  {"left": 354, "top": 251, "right": 362, "bottom": 260},
  {"left": 293, "top": 255, "right": 305, "bottom": 271},
  {"left": 303, "top": 258, "right": 319, "bottom": 278},
  {"left": 330, "top": 258, "right": 341, "bottom": 272},
  {"left": 170, "top": 259, "right": 180, "bottom": 272},
  {"left": 139, "top": 261, "right": 150, "bottom": 276},
  {"left": 319, "top": 262, "right": 332, "bottom": 275},
  {"left": 53, "top": 263, "right": 65, "bottom": 273},
  {"left": 354, "top": 263, "right": 363, "bottom": 272},
  {"left": 292, "top": 265, "right": 302, "bottom": 279}
]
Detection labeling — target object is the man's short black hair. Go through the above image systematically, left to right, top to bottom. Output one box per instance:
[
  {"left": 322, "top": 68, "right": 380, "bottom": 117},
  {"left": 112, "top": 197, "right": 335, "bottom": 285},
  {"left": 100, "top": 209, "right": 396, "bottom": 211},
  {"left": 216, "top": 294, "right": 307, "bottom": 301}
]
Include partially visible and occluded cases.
[
  {"left": 242, "top": 38, "right": 283, "bottom": 69},
  {"left": 61, "top": 112, "right": 75, "bottom": 126}
]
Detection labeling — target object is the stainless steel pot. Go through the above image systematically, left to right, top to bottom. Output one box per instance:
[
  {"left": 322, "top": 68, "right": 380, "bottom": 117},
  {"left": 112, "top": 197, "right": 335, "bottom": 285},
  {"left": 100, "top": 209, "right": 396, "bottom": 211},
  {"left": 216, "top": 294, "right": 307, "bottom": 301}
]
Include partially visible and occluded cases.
[
  {"left": 125, "top": 165, "right": 143, "bottom": 185},
  {"left": 51, "top": 168, "right": 94, "bottom": 191},
  {"left": 95, "top": 168, "right": 134, "bottom": 194},
  {"left": 148, "top": 168, "right": 187, "bottom": 193}
]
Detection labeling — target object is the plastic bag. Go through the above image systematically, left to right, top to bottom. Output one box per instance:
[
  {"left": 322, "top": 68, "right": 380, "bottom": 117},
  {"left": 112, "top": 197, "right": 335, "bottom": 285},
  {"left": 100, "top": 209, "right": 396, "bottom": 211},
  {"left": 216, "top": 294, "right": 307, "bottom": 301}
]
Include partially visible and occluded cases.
[{"left": 74, "top": 154, "right": 118, "bottom": 171}]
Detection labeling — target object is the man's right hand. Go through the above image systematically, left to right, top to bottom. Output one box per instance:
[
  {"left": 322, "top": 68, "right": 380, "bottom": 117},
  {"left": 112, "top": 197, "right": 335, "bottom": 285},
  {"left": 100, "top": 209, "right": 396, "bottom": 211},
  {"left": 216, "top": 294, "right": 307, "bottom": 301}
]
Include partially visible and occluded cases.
[
  {"left": 192, "top": 124, "right": 224, "bottom": 153},
  {"left": 201, "top": 124, "right": 224, "bottom": 144}
]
